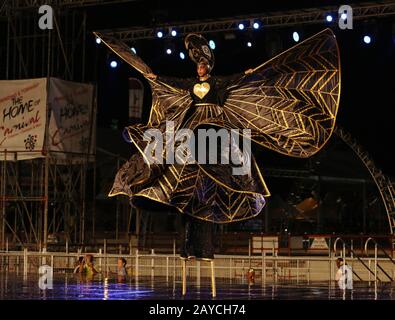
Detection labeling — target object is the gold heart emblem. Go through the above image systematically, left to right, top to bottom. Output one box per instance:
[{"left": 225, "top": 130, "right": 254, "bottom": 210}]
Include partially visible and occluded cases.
[{"left": 193, "top": 82, "right": 210, "bottom": 99}]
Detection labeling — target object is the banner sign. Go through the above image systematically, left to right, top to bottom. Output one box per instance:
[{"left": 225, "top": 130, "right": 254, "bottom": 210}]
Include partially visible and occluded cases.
[
  {"left": 128, "top": 77, "right": 144, "bottom": 120},
  {"left": 0, "top": 78, "right": 47, "bottom": 160},
  {"left": 48, "top": 78, "right": 95, "bottom": 161},
  {"left": 309, "top": 237, "right": 329, "bottom": 250}
]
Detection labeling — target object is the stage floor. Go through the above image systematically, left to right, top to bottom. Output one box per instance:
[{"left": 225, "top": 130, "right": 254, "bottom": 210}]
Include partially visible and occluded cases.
[{"left": 0, "top": 272, "right": 393, "bottom": 300}]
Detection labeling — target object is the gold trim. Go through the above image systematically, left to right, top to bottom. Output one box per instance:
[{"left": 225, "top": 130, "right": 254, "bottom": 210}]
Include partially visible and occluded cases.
[{"left": 194, "top": 103, "right": 217, "bottom": 107}]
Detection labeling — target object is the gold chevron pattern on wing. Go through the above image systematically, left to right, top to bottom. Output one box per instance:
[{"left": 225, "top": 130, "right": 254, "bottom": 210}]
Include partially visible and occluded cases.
[
  {"left": 223, "top": 28, "right": 340, "bottom": 158},
  {"left": 94, "top": 32, "right": 193, "bottom": 129},
  {"left": 147, "top": 81, "right": 192, "bottom": 128},
  {"left": 133, "top": 163, "right": 266, "bottom": 223}
]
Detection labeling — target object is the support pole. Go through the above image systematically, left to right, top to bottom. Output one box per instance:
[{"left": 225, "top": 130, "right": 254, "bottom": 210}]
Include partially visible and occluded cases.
[
  {"left": 6, "top": 4, "right": 10, "bottom": 79},
  {"left": 43, "top": 23, "right": 52, "bottom": 250},
  {"left": 1, "top": 151, "right": 6, "bottom": 250},
  {"left": 43, "top": 155, "right": 49, "bottom": 250},
  {"left": 81, "top": 163, "right": 86, "bottom": 244},
  {"left": 362, "top": 181, "right": 367, "bottom": 234},
  {"left": 136, "top": 208, "right": 141, "bottom": 238},
  {"left": 182, "top": 259, "right": 187, "bottom": 296},
  {"left": 210, "top": 260, "right": 216, "bottom": 298}
]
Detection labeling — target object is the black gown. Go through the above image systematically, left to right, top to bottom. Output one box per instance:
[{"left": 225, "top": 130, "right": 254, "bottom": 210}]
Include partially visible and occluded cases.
[{"left": 156, "top": 73, "right": 252, "bottom": 259}]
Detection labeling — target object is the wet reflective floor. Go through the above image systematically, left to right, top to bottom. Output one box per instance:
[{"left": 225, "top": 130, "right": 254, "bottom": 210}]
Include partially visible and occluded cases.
[{"left": 0, "top": 272, "right": 394, "bottom": 300}]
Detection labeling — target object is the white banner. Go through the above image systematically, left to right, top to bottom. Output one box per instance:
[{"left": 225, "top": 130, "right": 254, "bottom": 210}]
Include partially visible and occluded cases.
[
  {"left": 0, "top": 78, "right": 47, "bottom": 160},
  {"left": 48, "top": 78, "right": 95, "bottom": 162},
  {"left": 128, "top": 78, "right": 144, "bottom": 120}
]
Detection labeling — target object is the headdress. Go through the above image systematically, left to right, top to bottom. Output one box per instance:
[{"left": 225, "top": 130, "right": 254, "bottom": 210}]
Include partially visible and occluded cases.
[{"left": 184, "top": 33, "right": 215, "bottom": 71}]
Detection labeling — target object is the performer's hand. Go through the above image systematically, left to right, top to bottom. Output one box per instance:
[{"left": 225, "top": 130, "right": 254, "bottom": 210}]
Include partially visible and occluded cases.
[
  {"left": 244, "top": 68, "right": 254, "bottom": 75},
  {"left": 146, "top": 73, "right": 157, "bottom": 80}
]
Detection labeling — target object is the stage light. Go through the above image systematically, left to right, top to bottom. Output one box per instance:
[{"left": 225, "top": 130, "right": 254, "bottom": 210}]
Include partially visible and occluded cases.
[
  {"left": 341, "top": 13, "right": 347, "bottom": 20},
  {"left": 326, "top": 15, "right": 333, "bottom": 22},
  {"left": 253, "top": 22, "right": 260, "bottom": 29},
  {"left": 238, "top": 23, "right": 245, "bottom": 30},
  {"left": 171, "top": 29, "right": 177, "bottom": 37},
  {"left": 157, "top": 31, "right": 163, "bottom": 38},
  {"left": 292, "top": 31, "right": 300, "bottom": 42},
  {"left": 363, "top": 35, "right": 371, "bottom": 44},
  {"left": 95, "top": 37, "right": 101, "bottom": 44},
  {"left": 209, "top": 40, "right": 216, "bottom": 49},
  {"left": 247, "top": 41, "right": 252, "bottom": 47},
  {"left": 131, "top": 47, "right": 136, "bottom": 54},
  {"left": 166, "top": 48, "right": 172, "bottom": 54},
  {"left": 179, "top": 52, "right": 185, "bottom": 59},
  {"left": 110, "top": 60, "right": 117, "bottom": 68}
]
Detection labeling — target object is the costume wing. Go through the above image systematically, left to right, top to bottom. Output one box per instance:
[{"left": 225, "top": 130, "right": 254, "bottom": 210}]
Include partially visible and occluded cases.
[
  {"left": 222, "top": 28, "right": 340, "bottom": 158},
  {"left": 93, "top": 32, "right": 192, "bottom": 127},
  {"left": 95, "top": 32, "right": 193, "bottom": 196}
]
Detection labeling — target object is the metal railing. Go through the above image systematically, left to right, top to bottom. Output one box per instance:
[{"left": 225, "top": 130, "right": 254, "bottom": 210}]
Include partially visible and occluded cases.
[
  {"left": 332, "top": 237, "right": 395, "bottom": 283},
  {"left": 364, "top": 237, "right": 394, "bottom": 282},
  {"left": 1, "top": 247, "right": 394, "bottom": 284}
]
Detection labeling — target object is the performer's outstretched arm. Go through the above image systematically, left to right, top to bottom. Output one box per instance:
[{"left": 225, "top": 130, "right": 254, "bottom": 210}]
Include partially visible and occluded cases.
[
  {"left": 217, "top": 68, "right": 254, "bottom": 89},
  {"left": 216, "top": 69, "right": 254, "bottom": 105},
  {"left": 146, "top": 73, "right": 194, "bottom": 90}
]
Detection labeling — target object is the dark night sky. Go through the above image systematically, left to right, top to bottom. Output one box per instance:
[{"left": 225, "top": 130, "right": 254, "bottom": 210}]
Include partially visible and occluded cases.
[{"left": 87, "top": 0, "right": 395, "bottom": 177}]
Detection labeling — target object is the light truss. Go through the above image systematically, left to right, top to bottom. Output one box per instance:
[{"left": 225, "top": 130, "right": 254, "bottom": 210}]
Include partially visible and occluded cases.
[
  {"left": 4, "top": 0, "right": 138, "bottom": 10},
  {"left": 96, "top": 2, "right": 395, "bottom": 41},
  {"left": 335, "top": 126, "right": 395, "bottom": 236}
]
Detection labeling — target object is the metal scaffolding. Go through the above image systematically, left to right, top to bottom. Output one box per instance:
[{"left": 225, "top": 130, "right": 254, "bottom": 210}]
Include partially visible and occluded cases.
[
  {"left": 3, "top": 0, "right": 139, "bottom": 10},
  {"left": 2, "top": 1, "right": 87, "bottom": 81},
  {"left": 0, "top": 2, "right": 97, "bottom": 249},
  {"left": 0, "top": 155, "right": 96, "bottom": 249}
]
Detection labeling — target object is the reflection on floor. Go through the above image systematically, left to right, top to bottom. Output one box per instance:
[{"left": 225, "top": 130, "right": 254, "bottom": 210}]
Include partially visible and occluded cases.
[{"left": 0, "top": 272, "right": 393, "bottom": 300}]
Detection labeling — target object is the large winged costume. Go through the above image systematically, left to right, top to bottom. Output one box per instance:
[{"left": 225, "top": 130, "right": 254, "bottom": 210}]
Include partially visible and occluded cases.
[{"left": 95, "top": 29, "right": 340, "bottom": 259}]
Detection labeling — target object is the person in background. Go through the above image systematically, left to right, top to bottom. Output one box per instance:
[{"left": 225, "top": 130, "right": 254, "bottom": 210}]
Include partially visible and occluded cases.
[
  {"left": 84, "top": 254, "right": 99, "bottom": 276},
  {"left": 73, "top": 256, "right": 85, "bottom": 273},
  {"left": 114, "top": 257, "right": 126, "bottom": 283},
  {"left": 117, "top": 257, "right": 127, "bottom": 277},
  {"left": 335, "top": 258, "right": 353, "bottom": 290}
]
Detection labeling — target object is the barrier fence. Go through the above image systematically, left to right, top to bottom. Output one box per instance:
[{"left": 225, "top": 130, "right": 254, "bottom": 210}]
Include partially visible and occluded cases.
[{"left": 0, "top": 248, "right": 394, "bottom": 283}]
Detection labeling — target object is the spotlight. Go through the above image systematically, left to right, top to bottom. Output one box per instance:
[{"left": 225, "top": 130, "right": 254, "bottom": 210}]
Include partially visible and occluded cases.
[
  {"left": 341, "top": 13, "right": 347, "bottom": 20},
  {"left": 326, "top": 15, "right": 333, "bottom": 22},
  {"left": 253, "top": 22, "right": 260, "bottom": 29},
  {"left": 238, "top": 23, "right": 245, "bottom": 30},
  {"left": 171, "top": 29, "right": 177, "bottom": 37},
  {"left": 157, "top": 31, "right": 163, "bottom": 38},
  {"left": 292, "top": 31, "right": 300, "bottom": 42},
  {"left": 363, "top": 35, "right": 371, "bottom": 44},
  {"left": 95, "top": 37, "right": 101, "bottom": 44},
  {"left": 209, "top": 40, "right": 216, "bottom": 49},
  {"left": 247, "top": 41, "right": 252, "bottom": 47},
  {"left": 131, "top": 47, "right": 136, "bottom": 54},
  {"left": 166, "top": 48, "right": 172, "bottom": 54},
  {"left": 179, "top": 52, "right": 185, "bottom": 59},
  {"left": 110, "top": 60, "right": 117, "bottom": 68}
]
